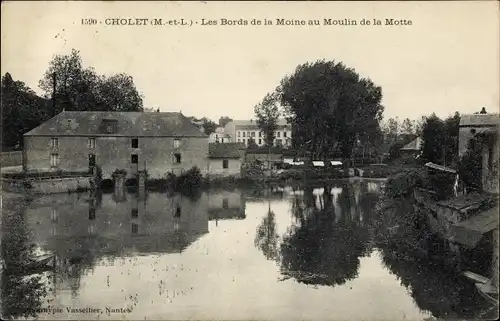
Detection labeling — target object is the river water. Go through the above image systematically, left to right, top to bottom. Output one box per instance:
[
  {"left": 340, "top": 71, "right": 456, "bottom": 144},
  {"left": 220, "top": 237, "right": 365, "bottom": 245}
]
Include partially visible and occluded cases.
[{"left": 1, "top": 180, "right": 494, "bottom": 320}]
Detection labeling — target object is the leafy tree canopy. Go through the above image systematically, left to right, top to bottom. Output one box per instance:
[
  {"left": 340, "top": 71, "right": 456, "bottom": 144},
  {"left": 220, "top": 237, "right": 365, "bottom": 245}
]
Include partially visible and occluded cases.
[{"left": 277, "top": 60, "right": 384, "bottom": 160}]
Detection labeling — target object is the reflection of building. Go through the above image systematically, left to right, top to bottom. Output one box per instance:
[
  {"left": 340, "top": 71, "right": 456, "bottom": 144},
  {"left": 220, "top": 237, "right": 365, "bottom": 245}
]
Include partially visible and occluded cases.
[
  {"left": 23, "top": 111, "right": 209, "bottom": 179},
  {"left": 224, "top": 119, "right": 292, "bottom": 147},
  {"left": 207, "top": 190, "right": 246, "bottom": 221},
  {"left": 25, "top": 192, "right": 209, "bottom": 257}
]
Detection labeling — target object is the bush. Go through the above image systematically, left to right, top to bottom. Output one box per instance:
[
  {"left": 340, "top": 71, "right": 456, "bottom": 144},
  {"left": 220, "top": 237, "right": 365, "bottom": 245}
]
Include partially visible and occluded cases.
[{"left": 384, "top": 169, "right": 424, "bottom": 198}]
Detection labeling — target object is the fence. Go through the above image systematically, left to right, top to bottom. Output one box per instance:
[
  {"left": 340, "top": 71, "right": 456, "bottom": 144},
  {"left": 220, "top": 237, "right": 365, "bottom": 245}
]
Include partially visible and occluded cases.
[{"left": 0, "top": 151, "right": 23, "bottom": 167}]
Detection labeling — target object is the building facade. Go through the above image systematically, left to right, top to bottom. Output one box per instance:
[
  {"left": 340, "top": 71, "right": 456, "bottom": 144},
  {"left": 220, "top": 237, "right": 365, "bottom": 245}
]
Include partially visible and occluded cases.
[
  {"left": 23, "top": 111, "right": 210, "bottom": 179},
  {"left": 458, "top": 111, "right": 500, "bottom": 157},
  {"left": 224, "top": 119, "right": 292, "bottom": 148},
  {"left": 208, "top": 127, "right": 232, "bottom": 143},
  {"left": 207, "top": 142, "right": 245, "bottom": 177}
]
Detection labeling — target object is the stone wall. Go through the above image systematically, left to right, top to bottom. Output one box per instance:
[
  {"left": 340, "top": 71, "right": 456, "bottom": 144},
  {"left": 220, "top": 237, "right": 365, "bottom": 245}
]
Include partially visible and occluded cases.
[
  {"left": 24, "top": 135, "right": 209, "bottom": 179},
  {"left": 0, "top": 151, "right": 23, "bottom": 167},
  {"left": 207, "top": 158, "right": 241, "bottom": 177},
  {"left": 2, "top": 177, "right": 92, "bottom": 194}
]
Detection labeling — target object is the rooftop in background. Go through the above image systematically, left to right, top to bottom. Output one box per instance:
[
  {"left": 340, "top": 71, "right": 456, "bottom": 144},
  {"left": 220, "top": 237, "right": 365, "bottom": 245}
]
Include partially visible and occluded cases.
[
  {"left": 24, "top": 111, "right": 207, "bottom": 137},
  {"left": 459, "top": 111, "right": 500, "bottom": 127},
  {"left": 231, "top": 119, "right": 289, "bottom": 129},
  {"left": 400, "top": 137, "right": 423, "bottom": 151},
  {"left": 208, "top": 142, "right": 246, "bottom": 159}
]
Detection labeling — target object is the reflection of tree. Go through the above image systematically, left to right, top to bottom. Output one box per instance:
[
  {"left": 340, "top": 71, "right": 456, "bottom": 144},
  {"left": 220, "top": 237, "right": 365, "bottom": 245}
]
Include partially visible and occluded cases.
[
  {"left": 279, "top": 188, "right": 370, "bottom": 286},
  {"left": 373, "top": 188, "right": 493, "bottom": 319},
  {"left": 1, "top": 199, "right": 48, "bottom": 319},
  {"left": 254, "top": 205, "right": 280, "bottom": 261},
  {"left": 379, "top": 247, "right": 491, "bottom": 319}
]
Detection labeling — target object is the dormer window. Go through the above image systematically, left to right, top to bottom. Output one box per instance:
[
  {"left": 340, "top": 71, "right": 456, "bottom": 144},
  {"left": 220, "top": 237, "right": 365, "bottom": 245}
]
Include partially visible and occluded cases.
[{"left": 102, "top": 119, "right": 117, "bottom": 134}]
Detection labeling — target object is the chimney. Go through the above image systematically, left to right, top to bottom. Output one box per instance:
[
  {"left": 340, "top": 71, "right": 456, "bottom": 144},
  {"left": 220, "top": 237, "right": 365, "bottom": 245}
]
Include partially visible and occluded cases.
[{"left": 480, "top": 107, "right": 487, "bottom": 114}]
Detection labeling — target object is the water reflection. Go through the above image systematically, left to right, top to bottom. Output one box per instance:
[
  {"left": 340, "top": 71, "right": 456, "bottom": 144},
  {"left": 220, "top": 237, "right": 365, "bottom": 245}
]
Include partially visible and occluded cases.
[
  {"left": 1, "top": 179, "right": 494, "bottom": 320},
  {"left": 276, "top": 183, "right": 372, "bottom": 287},
  {"left": 373, "top": 190, "right": 495, "bottom": 319},
  {"left": 1, "top": 198, "right": 49, "bottom": 319},
  {"left": 254, "top": 202, "right": 280, "bottom": 262}
]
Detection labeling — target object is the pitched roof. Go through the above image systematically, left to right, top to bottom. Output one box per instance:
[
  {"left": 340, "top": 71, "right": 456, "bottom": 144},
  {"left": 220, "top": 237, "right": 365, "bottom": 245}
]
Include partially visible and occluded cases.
[
  {"left": 24, "top": 111, "right": 207, "bottom": 137},
  {"left": 459, "top": 113, "right": 500, "bottom": 127},
  {"left": 232, "top": 119, "right": 289, "bottom": 129},
  {"left": 400, "top": 137, "right": 422, "bottom": 151},
  {"left": 208, "top": 142, "right": 246, "bottom": 159}
]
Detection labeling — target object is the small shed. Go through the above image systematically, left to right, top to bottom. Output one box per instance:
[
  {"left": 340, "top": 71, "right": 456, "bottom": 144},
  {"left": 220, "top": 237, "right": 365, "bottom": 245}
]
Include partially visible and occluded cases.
[{"left": 208, "top": 143, "right": 246, "bottom": 177}]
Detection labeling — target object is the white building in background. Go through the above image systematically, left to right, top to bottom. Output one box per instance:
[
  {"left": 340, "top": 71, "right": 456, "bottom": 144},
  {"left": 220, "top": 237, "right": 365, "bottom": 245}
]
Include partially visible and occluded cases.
[
  {"left": 224, "top": 119, "right": 292, "bottom": 148},
  {"left": 209, "top": 127, "right": 232, "bottom": 143}
]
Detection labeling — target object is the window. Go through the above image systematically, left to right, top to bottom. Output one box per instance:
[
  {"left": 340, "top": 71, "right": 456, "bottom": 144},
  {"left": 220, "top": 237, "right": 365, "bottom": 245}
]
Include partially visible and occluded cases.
[
  {"left": 106, "top": 124, "right": 113, "bottom": 133},
  {"left": 470, "top": 129, "right": 477, "bottom": 134},
  {"left": 259, "top": 131, "right": 262, "bottom": 137},
  {"left": 284, "top": 131, "right": 287, "bottom": 138},
  {"left": 237, "top": 132, "right": 241, "bottom": 137},
  {"left": 243, "top": 132, "right": 246, "bottom": 137},
  {"left": 251, "top": 132, "right": 255, "bottom": 137},
  {"left": 277, "top": 132, "right": 281, "bottom": 138},
  {"left": 50, "top": 138, "right": 58, "bottom": 148},
  {"left": 88, "top": 138, "right": 96, "bottom": 149},
  {"left": 131, "top": 138, "right": 138, "bottom": 148},
  {"left": 173, "top": 139, "right": 181, "bottom": 148},
  {"left": 237, "top": 139, "right": 241, "bottom": 142},
  {"left": 258, "top": 139, "right": 262, "bottom": 145},
  {"left": 275, "top": 139, "right": 282, "bottom": 146},
  {"left": 50, "top": 153, "right": 59, "bottom": 167},
  {"left": 174, "top": 153, "right": 181, "bottom": 164},
  {"left": 131, "top": 154, "right": 138, "bottom": 164},
  {"left": 222, "top": 159, "right": 229, "bottom": 169},
  {"left": 222, "top": 198, "right": 229, "bottom": 209},
  {"left": 175, "top": 205, "right": 181, "bottom": 218},
  {"left": 51, "top": 208, "right": 58, "bottom": 221},
  {"left": 89, "top": 208, "right": 96, "bottom": 220},
  {"left": 131, "top": 208, "right": 138, "bottom": 218},
  {"left": 131, "top": 223, "right": 138, "bottom": 235}
]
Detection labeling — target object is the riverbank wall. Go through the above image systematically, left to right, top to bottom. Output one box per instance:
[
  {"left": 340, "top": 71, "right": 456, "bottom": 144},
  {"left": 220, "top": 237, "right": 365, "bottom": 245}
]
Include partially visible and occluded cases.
[{"left": 1, "top": 177, "right": 92, "bottom": 195}]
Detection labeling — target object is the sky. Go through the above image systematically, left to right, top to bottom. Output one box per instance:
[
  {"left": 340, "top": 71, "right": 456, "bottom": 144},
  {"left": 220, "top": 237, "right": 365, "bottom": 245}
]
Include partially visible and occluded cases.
[{"left": 1, "top": 1, "right": 499, "bottom": 123}]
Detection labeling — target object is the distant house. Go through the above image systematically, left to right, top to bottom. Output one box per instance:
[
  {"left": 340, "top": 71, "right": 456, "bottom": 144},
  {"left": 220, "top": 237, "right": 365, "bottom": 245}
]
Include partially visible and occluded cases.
[
  {"left": 458, "top": 109, "right": 500, "bottom": 157},
  {"left": 23, "top": 111, "right": 209, "bottom": 179},
  {"left": 224, "top": 119, "right": 292, "bottom": 148},
  {"left": 208, "top": 127, "right": 232, "bottom": 143},
  {"left": 400, "top": 137, "right": 422, "bottom": 159},
  {"left": 207, "top": 142, "right": 246, "bottom": 177},
  {"left": 245, "top": 148, "right": 284, "bottom": 169}
]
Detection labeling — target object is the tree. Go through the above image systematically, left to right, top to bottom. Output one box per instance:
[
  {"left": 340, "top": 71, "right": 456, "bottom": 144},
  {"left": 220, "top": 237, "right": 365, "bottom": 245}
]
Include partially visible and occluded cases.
[
  {"left": 39, "top": 49, "right": 143, "bottom": 112},
  {"left": 277, "top": 60, "right": 384, "bottom": 161},
  {"left": 1, "top": 73, "right": 51, "bottom": 148},
  {"left": 96, "top": 73, "right": 143, "bottom": 111},
  {"left": 254, "top": 93, "right": 280, "bottom": 147},
  {"left": 443, "top": 112, "right": 461, "bottom": 166},
  {"left": 420, "top": 114, "right": 446, "bottom": 164},
  {"left": 219, "top": 116, "right": 233, "bottom": 127},
  {"left": 383, "top": 117, "right": 400, "bottom": 147},
  {"left": 201, "top": 118, "right": 218, "bottom": 135},
  {"left": 401, "top": 118, "right": 415, "bottom": 136},
  {"left": 247, "top": 138, "right": 258, "bottom": 149}
]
